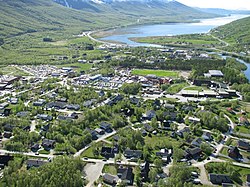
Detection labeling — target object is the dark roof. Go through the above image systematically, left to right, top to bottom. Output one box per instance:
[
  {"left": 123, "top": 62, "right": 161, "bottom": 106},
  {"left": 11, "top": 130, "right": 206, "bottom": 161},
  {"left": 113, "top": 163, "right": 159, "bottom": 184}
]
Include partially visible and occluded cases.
[
  {"left": 130, "top": 97, "right": 140, "bottom": 105},
  {"left": 46, "top": 101, "right": 67, "bottom": 109},
  {"left": 16, "top": 111, "right": 29, "bottom": 117},
  {"left": 100, "top": 122, "right": 112, "bottom": 129},
  {"left": 144, "top": 124, "right": 154, "bottom": 132},
  {"left": 238, "top": 140, "right": 250, "bottom": 150},
  {"left": 186, "top": 147, "right": 202, "bottom": 156},
  {"left": 228, "top": 147, "right": 242, "bottom": 159},
  {"left": 124, "top": 149, "right": 142, "bottom": 159},
  {"left": 0, "top": 155, "right": 14, "bottom": 168},
  {"left": 26, "top": 159, "right": 49, "bottom": 168},
  {"left": 117, "top": 167, "right": 134, "bottom": 182},
  {"left": 103, "top": 173, "right": 117, "bottom": 184},
  {"left": 209, "top": 174, "right": 232, "bottom": 185},
  {"left": 247, "top": 174, "right": 250, "bottom": 182}
]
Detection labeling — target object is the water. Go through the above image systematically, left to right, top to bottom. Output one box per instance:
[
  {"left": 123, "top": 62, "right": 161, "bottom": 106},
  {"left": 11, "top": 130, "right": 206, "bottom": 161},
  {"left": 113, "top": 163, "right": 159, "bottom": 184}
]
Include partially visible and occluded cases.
[
  {"left": 100, "top": 14, "right": 249, "bottom": 46},
  {"left": 236, "top": 58, "right": 250, "bottom": 82}
]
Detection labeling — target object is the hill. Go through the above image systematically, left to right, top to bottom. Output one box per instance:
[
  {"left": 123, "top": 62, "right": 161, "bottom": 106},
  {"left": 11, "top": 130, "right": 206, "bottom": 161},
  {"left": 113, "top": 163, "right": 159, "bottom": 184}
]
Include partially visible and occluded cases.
[
  {"left": 54, "top": 0, "right": 216, "bottom": 22},
  {"left": 196, "top": 8, "right": 250, "bottom": 16},
  {"left": 211, "top": 16, "right": 250, "bottom": 53}
]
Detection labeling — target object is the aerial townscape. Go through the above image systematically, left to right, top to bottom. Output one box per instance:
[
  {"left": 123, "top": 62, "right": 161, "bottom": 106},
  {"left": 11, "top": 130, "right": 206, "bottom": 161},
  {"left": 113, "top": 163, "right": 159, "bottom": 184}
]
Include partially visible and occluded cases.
[{"left": 0, "top": 0, "right": 250, "bottom": 186}]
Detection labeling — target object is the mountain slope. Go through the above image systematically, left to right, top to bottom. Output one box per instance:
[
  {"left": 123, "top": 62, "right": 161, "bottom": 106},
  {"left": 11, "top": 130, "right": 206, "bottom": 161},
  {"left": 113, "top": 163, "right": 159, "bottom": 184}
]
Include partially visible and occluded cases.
[
  {"left": 0, "top": 0, "right": 112, "bottom": 39},
  {"left": 54, "top": 0, "right": 216, "bottom": 20},
  {"left": 211, "top": 16, "right": 250, "bottom": 53}
]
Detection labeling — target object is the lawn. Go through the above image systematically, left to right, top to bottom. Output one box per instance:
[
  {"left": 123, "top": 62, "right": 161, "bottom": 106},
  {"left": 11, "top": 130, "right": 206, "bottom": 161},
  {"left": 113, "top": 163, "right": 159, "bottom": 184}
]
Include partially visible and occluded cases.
[
  {"left": 56, "top": 63, "right": 92, "bottom": 73},
  {"left": 1, "top": 66, "right": 29, "bottom": 76},
  {"left": 131, "top": 69, "right": 179, "bottom": 77},
  {"left": 167, "top": 83, "right": 189, "bottom": 94},
  {"left": 184, "top": 86, "right": 206, "bottom": 92},
  {"left": 237, "top": 126, "right": 250, "bottom": 134},
  {"left": 145, "top": 136, "right": 181, "bottom": 150},
  {"left": 205, "top": 162, "right": 250, "bottom": 185},
  {"left": 102, "top": 165, "right": 117, "bottom": 175}
]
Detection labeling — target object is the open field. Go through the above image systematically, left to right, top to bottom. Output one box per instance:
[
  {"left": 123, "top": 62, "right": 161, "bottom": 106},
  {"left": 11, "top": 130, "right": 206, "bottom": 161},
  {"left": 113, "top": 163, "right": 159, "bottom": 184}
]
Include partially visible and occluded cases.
[
  {"left": 1, "top": 66, "right": 29, "bottom": 76},
  {"left": 131, "top": 69, "right": 179, "bottom": 77}
]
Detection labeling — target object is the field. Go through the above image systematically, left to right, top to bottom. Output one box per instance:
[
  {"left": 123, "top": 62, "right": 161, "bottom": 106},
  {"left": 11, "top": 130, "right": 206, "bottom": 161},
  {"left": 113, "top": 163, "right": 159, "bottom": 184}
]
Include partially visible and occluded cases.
[
  {"left": 131, "top": 33, "right": 220, "bottom": 47},
  {"left": 1, "top": 66, "right": 29, "bottom": 76},
  {"left": 131, "top": 69, "right": 179, "bottom": 77},
  {"left": 167, "top": 83, "right": 189, "bottom": 94}
]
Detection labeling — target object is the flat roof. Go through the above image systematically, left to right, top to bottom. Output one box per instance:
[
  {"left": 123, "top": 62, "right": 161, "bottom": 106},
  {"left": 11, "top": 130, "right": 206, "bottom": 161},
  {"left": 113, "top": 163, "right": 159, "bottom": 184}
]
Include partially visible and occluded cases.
[
  {"left": 209, "top": 70, "right": 224, "bottom": 76},
  {"left": 181, "top": 90, "right": 199, "bottom": 95}
]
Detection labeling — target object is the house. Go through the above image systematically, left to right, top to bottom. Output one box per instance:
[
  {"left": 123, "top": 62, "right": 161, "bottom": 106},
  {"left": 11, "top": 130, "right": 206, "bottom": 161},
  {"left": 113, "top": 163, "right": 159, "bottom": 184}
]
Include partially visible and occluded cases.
[
  {"left": 204, "top": 70, "right": 224, "bottom": 78},
  {"left": 99, "top": 90, "right": 105, "bottom": 97},
  {"left": 130, "top": 97, "right": 140, "bottom": 105},
  {"left": 9, "top": 98, "right": 18, "bottom": 104},
  {"left": 33, "top": 99, "right": 46, "bottom": 106},
  {"left": 0, "top": 102, "right": 9, "bottom": 109},
  {"left": 46, "top": 102, "right": 67, "bottom": 110},
  {"left": 164, "top": 103, "right": 175, "bottom": 110},
  {"left": 66, "top": 104, "right": 80, "bottom": 111},
  {"left": 0, "top": 108, "right": 10, "bottom": 116},
  {"left": 143, "top": 110, "right": 156, "bottom": 120},
  {"left": 16, "top": 111, "right": 29, "bottom": 118},
  {"left": 163, "top": 111, "right": 177, "bottom": 121},
  {"left": 68, "top": 112, "right": 78, "bottom": 119},
  {"left": 37, "top": 114, "right": 53, "bottom": 121},
  {"left": 239, "top": 116, "right": 250, "bottom": 126},
  {"left": 188, "top": 117, "right": 201, "bottom": 124},
  {"left": 100, "top": 122, "right": 113, "bottom": 133},
  {"left": 41, "top": 123, "right": 51, "bottom": 132},
  {"left": 3, "top": 124, "right": 14, "bottom": 132},
  {"left": 144, "top": 124, "right": 154, "bottom": 133},
  {"left": 177, "top": 127, "right": 190, "bottom": 138},
  {"left": 95, "top": 128, "right": 105, "bottom": 135},
  {"left": 141, "top": 129, "right": 147, "bottom": 137},
  {"left": 3, "top": 132, "right": 12, "bottom": 138},
  {"left": 202, "top": 132, "right": 212, "bottom": 141},
  {"left": 113, "top": 135, "right": 120, "bottom": 142},
  {"left": 191, "top": 138, "right": 203, "bottom": 147},
  {"left": 42, "top": 139, "right": 55, "bottom": 150},
  {"left": 238, "top": 140, "right": 250, "bottom": 151},
  {"left": 31, "top": 144, "right": 40, "bottom": 152},
  {"left": 101, "top": 147, "right": 114, "bottom": 158},
  {"left": 185, "top": 147, "right": 202, "bottom": 160},
  {"left": 228, "top": 147, "right": 242, "bottom": 160},
  {"left": 124, "top": 149, "right": 142, "bottom": 160},
  {"left": 156, "top": 149, "right": 172, "bottom": 164},
  {"left": 0, "top": 155, "right": 14, "bottom": 168},
  {"left": 26, "top": 159, "right": 49, "bottom": 169},
  {"left": 140, "top": 161, "right": 150, "bottom": 182},
  {"left": 117, "top": 167, "right": 134, "bottom": 185},
  {"left": 102, "top": 173, "right": 118, "bottom": 185},
  {"left": 209, "top": 174, "right": 232, "bottom": 185},
  {"left": 247, "top": 174, "right": 250, "bottom": 187}
]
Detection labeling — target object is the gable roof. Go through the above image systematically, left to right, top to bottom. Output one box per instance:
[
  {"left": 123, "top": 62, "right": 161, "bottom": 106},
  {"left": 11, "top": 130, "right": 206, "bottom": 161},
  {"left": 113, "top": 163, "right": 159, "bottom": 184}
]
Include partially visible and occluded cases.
[{"left": 209, "top": 174, "right": 232, "bottom": 185}]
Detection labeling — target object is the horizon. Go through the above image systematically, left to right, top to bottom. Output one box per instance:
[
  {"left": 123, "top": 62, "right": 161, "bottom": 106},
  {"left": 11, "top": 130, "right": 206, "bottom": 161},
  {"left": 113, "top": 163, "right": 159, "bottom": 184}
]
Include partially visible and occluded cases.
[{"left": 176, "top": 0, "right": 250, "bottom": 10}]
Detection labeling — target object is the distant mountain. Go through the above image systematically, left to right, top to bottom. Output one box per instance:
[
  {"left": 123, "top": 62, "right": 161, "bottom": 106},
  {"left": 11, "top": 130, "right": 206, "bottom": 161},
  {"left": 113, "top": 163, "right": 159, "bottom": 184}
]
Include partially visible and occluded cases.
[{"left": 196, "top": 8, "right": 250, "bottom": 16}]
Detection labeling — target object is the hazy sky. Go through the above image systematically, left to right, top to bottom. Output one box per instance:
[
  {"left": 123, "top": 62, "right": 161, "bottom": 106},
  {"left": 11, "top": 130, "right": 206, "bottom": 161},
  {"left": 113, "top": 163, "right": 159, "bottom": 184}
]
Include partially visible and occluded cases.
[{"left": 177, "top": 0, "right": 250, "bottom": 10}]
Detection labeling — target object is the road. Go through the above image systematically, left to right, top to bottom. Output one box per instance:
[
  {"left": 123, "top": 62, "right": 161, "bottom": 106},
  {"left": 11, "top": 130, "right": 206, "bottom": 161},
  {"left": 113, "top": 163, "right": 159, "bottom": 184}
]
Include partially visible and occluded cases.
[{"left": 74, "top": 131, "right": 117, "bottom": 157}]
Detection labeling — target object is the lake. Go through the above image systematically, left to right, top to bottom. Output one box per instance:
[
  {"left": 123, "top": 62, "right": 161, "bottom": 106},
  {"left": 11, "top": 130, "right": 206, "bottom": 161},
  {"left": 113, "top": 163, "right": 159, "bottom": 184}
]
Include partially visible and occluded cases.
[{"left": 99, "top": 14, "right": 249, "bottom": 46}]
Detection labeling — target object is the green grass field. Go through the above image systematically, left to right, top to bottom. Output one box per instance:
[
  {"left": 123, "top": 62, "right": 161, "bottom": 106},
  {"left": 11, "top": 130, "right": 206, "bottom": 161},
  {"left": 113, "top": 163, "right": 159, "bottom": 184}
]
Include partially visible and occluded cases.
[
  {"left": 1, "top": 66, "right": 29, "bottom": 76},
  {"left": 131, "top": 69, "right": 179, "bottom": 77},
  {"left": 167, "top": 83, "right": 189, "bottom": 94}
]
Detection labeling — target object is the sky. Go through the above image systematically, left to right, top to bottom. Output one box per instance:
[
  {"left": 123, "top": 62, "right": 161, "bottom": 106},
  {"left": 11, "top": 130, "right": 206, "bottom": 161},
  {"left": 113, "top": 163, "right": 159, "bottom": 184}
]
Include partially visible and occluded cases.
[{"left": 177, "top": 0, "right": 250, "bottom": 10}]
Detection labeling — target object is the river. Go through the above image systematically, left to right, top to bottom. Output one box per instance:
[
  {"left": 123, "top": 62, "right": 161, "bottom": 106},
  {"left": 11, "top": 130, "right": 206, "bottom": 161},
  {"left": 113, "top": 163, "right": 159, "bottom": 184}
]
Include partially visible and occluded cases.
[{"left": 99, "top": 14, "right": 249, "bottom": 46}]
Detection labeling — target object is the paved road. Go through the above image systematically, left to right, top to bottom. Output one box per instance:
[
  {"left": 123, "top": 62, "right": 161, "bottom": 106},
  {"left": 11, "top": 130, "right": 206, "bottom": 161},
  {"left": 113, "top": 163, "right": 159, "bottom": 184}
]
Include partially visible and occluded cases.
[
  {"left": 74, "top": 131, "right": 117, "bottom": 157},
  {"left": 0, "top": 149, "right": 53, "bottom": 159}
]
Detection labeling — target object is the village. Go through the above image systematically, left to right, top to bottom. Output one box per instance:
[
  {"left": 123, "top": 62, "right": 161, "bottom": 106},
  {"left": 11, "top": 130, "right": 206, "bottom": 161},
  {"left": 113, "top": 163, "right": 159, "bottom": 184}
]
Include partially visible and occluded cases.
[{"left": 0, "top": 45, "right": 249, "bottom": 187}]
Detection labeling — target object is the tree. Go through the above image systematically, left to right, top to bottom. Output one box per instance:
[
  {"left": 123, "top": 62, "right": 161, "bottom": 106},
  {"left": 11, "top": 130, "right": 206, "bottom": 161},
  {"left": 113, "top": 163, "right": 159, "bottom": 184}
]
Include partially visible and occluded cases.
[
  {"left": 121, "top": 83, "right": 141, "bottom": 95},
  {"left": 200, "top": 143, "right": 213, "bottom": 156},
  {"left": 154, "top": 158, "right": 163, "bottom": 172},
  {"left": 149, "top": 168, "right": 158, "bottom": 183}
]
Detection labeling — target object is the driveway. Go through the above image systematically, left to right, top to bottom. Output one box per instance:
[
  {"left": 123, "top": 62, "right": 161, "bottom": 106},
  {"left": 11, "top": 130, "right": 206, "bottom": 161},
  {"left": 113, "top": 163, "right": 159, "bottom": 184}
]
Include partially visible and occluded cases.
[{"left": 84, "top": 162, "right": 104, "bottom": 187}]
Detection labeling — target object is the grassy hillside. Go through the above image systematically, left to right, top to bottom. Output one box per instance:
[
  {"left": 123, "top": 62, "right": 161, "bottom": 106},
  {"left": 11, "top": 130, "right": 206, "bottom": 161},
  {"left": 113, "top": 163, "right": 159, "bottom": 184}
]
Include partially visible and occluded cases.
[
  {"left": 0, "top": 0, "right": 217, "bottom": 65},
  {"left": 211, "top": 16, "right": 250, "bottom": 53}
]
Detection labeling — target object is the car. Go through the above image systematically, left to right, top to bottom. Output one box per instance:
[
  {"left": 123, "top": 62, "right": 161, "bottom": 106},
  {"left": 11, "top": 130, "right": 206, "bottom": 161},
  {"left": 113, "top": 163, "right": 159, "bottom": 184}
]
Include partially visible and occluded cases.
[
  {"left": 35, "top": 152, "right": 39, "bottom": 155},
  {"left": 84, "top": 157, "right": 88, "bottom": 160},
  {"left": 102, "top": 159, "right": 107, "bottom": 162}
]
